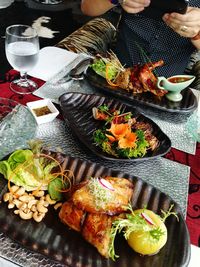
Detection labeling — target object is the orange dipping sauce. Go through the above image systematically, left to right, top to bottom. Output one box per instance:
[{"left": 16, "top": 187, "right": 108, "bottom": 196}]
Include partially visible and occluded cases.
[{"left": 168, "top": 77, "right": 192, "bottom": 83}]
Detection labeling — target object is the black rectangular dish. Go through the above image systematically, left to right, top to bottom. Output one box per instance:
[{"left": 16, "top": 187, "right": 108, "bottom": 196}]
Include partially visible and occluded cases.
[
  {"left": 85, "top": 68, "right": 197, "bottom": 114},
  {"left": 0, "top": 154, "right": 190, "bottom": 267}
]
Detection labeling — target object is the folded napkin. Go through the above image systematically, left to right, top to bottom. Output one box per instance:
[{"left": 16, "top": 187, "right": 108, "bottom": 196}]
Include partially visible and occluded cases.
[{"left": 28, "top": 46, "right": 78, "bottom": 81}]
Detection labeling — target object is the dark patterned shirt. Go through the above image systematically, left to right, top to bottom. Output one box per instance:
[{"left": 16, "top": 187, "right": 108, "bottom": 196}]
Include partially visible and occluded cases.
[{"left": 115, "top": 1, "right": 200, "bottom": 77}]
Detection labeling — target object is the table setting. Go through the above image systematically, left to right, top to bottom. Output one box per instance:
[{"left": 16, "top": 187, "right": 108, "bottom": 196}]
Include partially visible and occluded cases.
[{"left": 0, "top": 24, "right": 200, "bottom": 266}]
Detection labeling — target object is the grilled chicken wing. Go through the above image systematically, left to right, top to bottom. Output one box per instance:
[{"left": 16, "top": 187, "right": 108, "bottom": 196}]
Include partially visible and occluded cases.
[{"left": 115, "top": 60, "right": 167, "bottom": 97}]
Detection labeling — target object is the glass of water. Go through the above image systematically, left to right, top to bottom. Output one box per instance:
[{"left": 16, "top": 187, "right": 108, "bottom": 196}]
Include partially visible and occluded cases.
[{"left": 5, "top": 24, "right": 39, "bottom": 94}]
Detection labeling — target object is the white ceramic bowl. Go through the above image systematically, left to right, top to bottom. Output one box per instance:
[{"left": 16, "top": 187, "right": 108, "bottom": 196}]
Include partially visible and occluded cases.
[
  {"left": 157, "top": 75, "right": 195, "bottom": 102},
  {"left": 26, "top": 99, "right": 59, "bottom": 124}
]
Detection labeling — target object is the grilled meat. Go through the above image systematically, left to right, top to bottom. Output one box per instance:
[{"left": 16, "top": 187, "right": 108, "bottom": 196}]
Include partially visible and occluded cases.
[
  {"left": 115, "top": 60, "right": 167, "bottom": 97},
  {"left": 59, "top": 176, "right": 134, "bottom": 258},
  {"left": 72, "top": 176, "right": 133, "bottom": 215},
  {"left": 59, "top": 201, "right": 85, "bottom": 232},
  {"left": 82, "top": 213, "right": 121, "bottom": 258}
]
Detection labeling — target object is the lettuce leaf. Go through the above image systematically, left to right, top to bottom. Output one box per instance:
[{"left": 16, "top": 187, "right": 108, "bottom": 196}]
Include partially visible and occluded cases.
[{"left": 0, "top": 143, "right": 58, "bottom": 191}]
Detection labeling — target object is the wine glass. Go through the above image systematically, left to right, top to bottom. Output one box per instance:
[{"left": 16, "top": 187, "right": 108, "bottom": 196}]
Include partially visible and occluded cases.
[{"left": 5, "top": 24, "right": 39, "bottom": 94}]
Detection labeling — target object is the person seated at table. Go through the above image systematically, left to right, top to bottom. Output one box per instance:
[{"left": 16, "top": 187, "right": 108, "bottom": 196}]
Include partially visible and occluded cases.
[{"left": 81, "top": 0, "right": 200, "bottom": 77}]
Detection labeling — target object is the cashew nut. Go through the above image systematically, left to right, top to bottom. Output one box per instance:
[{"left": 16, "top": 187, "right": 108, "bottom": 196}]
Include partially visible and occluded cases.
[
  {"left": 9, "top": 185, "right": 19, "bottom": 194},
  {"left": 15, "top": 187, "right": 26, "bottom": 197},
  {"left": 32, "top": 190, "right": 45, "bottom": 198},
  {"left": 3, "top": 192, "right": 12, "bottom": 202},
  {"left": 45, "top": 194, "right": 56, "bottom": 205},
  {"left": 19, "top": 195, "right": 35, "bottom": 203},
  {"left": 13, "top": 199, "right": 22, "bottom": 209},
  {"left": 27, "top": 199, "right": 38, "bottom": 209},
  {"left": 37, "top": 201, "right": 48, "bottom": 213},
  {"left": 43, "top": 201, "right": 49, "bottom": 208},
  {"left": 20, "top": 202, "right": 28, "bottom": 211},
  {"left": 54, "top": 202, "right": 62, "bottom": 210},
  {"left": 8, "top": 203, "right": 15, "bottom": 209},
  {"left": 31, "top": 205, "right": 37, "bottom": 212},
  {"left": 14, "top": 209, "right": 20, "bottom": 215},
  {"left": 19, "top": 210, "right": 33, "bottom": 220},
  {"left": 33, "top": 212, "right": 45, "bottom": 223}
]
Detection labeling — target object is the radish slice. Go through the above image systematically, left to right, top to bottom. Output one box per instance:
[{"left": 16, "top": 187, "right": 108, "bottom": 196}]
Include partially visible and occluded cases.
[
  {"left": 98, "top": 178, "right": 114, "bottom": 191},
  {"left": 141, "top": 212, "right": 155, "bottom": 225}
]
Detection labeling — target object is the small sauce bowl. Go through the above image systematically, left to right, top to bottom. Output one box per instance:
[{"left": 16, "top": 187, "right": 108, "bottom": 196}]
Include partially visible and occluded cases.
[
  {"left": 157, "top": 75, "right": 195, "bottom": 102},
  {"left": 27, "top": 99, "right": 59, "bottom": 124}
]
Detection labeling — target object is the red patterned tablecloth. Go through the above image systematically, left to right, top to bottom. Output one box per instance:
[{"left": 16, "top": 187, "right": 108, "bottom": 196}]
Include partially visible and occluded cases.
[{"left": 0, "top": 70, "right": 200, "bottom": 248}]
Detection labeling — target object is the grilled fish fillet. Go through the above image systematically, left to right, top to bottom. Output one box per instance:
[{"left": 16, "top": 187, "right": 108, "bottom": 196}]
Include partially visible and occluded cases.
[
  {"left": 59, "top": 176, "right": 134, "bottom": 258},
  {"left": 72, "top": 176, "right": 133, "bottom": 215},
  {"left": 59, "top": 201, "right": 85, "bottom": 232},
  {"left": 82, "top": 213, "right": 121, "bottom": 258}
]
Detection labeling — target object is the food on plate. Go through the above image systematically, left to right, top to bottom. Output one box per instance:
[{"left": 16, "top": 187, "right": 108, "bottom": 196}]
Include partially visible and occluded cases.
[
  {"left": 90, "top": 52, "right": 167, "bottom": 97},
  {"left": 92, "top": 104, "right": 159, "bottom": 158},
  {"left": 0, "top": 140, "right": 72, "bottom": 222},
  {"left": 59, "top": 176, "right": 134, "bottom": 258},
  {"left": 59, "top": 176, "right": 178, "bottom": 260},
  {"left": 109, "top": 204, "right": 178, "bottom": 260},
  {"left": 127, "top": 209, "right": 167, "bottom": 255}
]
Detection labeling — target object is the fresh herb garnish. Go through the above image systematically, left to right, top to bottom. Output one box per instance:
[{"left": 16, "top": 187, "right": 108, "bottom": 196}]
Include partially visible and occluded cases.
[
  {"left": 93, "top": 107, "right": 150, "bottom": 159},
  {"left": 87, "top": 177, "right": 115, "bottom": 210},
  {"left": 108, "top": 204, "right": 178, "bottom": 260}
]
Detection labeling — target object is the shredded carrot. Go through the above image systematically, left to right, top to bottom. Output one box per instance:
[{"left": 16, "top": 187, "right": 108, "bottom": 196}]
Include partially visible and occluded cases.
[{"left": 105, "top": 64, "right": 119, "bottom": 87}]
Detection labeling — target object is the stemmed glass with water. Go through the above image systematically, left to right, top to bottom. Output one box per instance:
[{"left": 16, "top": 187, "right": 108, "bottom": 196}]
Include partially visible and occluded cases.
[{"left": 5, "top": 24, "right": 39, "bottom": 94}]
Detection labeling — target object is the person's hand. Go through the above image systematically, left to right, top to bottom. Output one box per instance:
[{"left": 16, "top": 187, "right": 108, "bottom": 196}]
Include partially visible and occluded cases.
[
  {"left": 121, "top": 0, "right": 150, "bottom": 14},
  {"left": 162, "top": 7, "right": 200, "bottom": 39}
]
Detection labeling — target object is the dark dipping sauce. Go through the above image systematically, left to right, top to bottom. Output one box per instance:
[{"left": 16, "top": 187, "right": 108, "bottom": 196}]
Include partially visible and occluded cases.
[
  {"left": 168, "top": 77, "right": 192, "bottom": 83},
  {"left": 32, "top": 106, "right": 52, "bottom": 117}
]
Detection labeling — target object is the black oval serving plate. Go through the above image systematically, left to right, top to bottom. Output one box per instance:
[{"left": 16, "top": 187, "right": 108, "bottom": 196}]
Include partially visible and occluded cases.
[
  {"left": 85, "top": 68, "right": 197, "bottom": 114},
  {"left": 59, "top": 92, "right": 171, "bottom": 162},
  {"left": 0, "top": 155, "right": 190, "bottom": 267}
]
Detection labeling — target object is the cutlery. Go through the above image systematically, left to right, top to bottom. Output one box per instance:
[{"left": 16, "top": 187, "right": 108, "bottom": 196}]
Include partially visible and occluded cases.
[{"left": 54, "top": 57, "right": 92, "bottom": 84}]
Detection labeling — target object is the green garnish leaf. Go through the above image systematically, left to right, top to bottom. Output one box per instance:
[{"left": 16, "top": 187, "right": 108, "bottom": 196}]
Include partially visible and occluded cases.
[
  {"left": 48, "top": 177, "right": 68, "bottom": 201},
  {"left": 161, "top": 204, "right": 179, "bottom": 223}
]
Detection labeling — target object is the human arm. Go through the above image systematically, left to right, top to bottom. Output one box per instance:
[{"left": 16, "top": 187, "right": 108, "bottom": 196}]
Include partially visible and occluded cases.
[
  {"left": 81, "top": 0, "right": 151, "bottom": 17},
  {"left": 162, "top": 7, "right": 200, "bottom": 50}
]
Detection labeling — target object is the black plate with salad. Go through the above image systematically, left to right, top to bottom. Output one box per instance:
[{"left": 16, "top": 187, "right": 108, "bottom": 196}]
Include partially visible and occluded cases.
[{"left": 59, "top": 92, "right": 171, "bottom": 162}]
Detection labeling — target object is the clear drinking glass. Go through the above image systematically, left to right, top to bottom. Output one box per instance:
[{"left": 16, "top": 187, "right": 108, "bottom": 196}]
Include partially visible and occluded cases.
[{"left": 5, "top": 24, "right": 39, "bottom": 94}]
